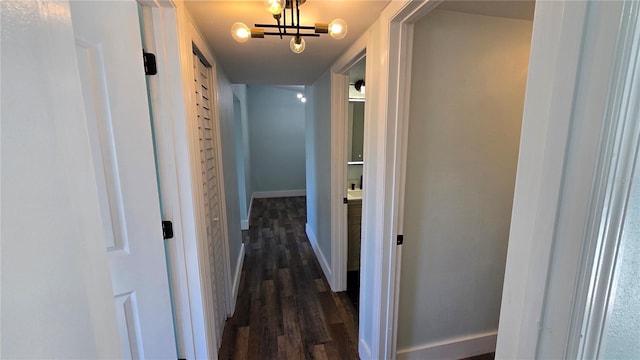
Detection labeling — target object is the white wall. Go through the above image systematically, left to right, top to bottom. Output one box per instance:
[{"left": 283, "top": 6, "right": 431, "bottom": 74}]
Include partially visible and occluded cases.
[
  {"left": 1, "top": 1, "right": 121, "bottom": 357},
  {"left": 397, "top": 9, "right": 532, "bottom": 355},
  {"left": 216, "top": 69, "right": 244, "bottom": 276},
  {"left": 305, "top": 70, "right": 333, "bottom": 266},
  {"left": 231, "top": 84, "right": 252, "bottom": 223},
  {"left": 247, "top": 85, "right": 306, "bottom": 193}
]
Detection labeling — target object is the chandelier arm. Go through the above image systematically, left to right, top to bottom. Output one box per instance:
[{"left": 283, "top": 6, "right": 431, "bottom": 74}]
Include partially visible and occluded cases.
[
  {"left": 296, "top": 0, "right": 300, "bottom": 35},
  {"left": 290, "top": 1, "right": 294, "bottom": 28},
  {"left": 283, "top": 7, "right": 287, "bottom": 35},
  {"left": 276, "top": 17, "right": 283, "bottom": 39},
  {"left": 254, "top": 24, "right": 315, "bottom": 30},
  {"left": 263, "top": 32, "right": 319, "bottom": 37}
]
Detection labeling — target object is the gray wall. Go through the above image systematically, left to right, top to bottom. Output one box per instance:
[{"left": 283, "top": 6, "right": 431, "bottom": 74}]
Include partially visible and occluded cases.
[
  {"left": 398, "top": 10, "right": 532, "bottom": 350},
  {"left": 216, "top": 68, "right": 243, "bottom": 275},
  {"left": 305, "top": 70, "right": 333, "bottom": 263},
  {"left": 231, "top": 84, "right": 251, "bottom": 223},
  {"left": 248, "top": 85, "right": 306, "bottom": 193}
]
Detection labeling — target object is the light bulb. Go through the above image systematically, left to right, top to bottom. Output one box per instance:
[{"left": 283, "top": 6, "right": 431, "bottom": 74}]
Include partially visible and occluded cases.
[
  {"left": 264, "top": 0, "right": 285, "bottom": 15},
  {"left": 328, "top": 18, "right": 347, "bottom": 39},
  {"left": 231, "top": 22, "right": 251, "bottom": 43},
  {"left": 290, "top": 36, "right": 306, "bottom": 54},
  {"left": 297, "top": 93, "right": 303, "bottom": 99},
  {"left": 301, "top": 97, "right": 307, "bottom": 103}
]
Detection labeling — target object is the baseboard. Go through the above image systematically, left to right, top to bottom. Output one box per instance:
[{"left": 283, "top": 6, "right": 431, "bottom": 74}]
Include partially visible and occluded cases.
[
  {"left": 252, "top": 189, "right": 306, "bottom": 199},
  {"left": 247, "top": 196, "right": 253, "bottom": 227},
  {"left": 240, "top": 219, "right": 249, "bottom": 230},
  {"left": 305, "top": 223, "right": 332, "bottom": 283},
  {"left": 229, "top": 243, "right": 245, "bottom": 315},
  {"left": 396, "top": 331, "right": 497, "bottom": 360},
  {"left": 359, "top": 338, "right": 372, "bottom": 360}
]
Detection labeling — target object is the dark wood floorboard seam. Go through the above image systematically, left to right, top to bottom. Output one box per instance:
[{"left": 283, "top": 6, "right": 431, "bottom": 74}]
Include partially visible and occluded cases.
[{"left": 218, "top": 196, "right": 359, "bottom": 360}]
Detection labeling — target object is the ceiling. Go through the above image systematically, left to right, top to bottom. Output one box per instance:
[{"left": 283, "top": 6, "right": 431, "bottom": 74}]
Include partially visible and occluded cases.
[
  {"left": 184, "top": 0, "right": 390, "bottom": 85},
  {"left": 184, "top": 0, "right": 534, "bottom": 86},
  {"left": 437, "top": 0, "right": 535, "bottom": 21}
]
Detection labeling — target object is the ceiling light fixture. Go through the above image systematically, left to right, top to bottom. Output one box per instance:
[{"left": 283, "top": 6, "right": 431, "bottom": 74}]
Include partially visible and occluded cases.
[
  {"left": 231, "top": 0, "right": 347, "bottom": 54},
  {"left": 354, "top": 79, "right": 365, "bottom": 94}
]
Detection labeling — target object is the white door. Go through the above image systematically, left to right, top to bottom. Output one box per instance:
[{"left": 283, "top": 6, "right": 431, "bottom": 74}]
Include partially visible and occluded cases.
[
  {"left": 70, "top": 1, "right": 177, "bottom": 358},
  {"left": 193, "top": 52, "right": 229, "bottom": 349}
]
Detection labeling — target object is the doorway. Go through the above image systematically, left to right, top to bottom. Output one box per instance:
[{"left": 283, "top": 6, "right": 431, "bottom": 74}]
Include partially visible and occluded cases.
[{"left": 345, "top": 58, "right": 366, "bottom": 312}]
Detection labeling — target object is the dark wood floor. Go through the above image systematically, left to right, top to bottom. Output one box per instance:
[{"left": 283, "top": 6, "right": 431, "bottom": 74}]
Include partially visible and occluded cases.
[
  {"left": 218, "top": 196, "right": 359, "bottom": 360},
  {"left": 218, "top": 196, "right": 496, "bottom": 360}
]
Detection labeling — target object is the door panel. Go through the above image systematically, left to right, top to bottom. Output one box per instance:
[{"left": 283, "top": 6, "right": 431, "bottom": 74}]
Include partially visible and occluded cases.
[
  {"left": 70, "top": 1, "right": 177, "bottom": 358},
  {"left": 193, "top": 52, "right": 228, "bottom": 349}
]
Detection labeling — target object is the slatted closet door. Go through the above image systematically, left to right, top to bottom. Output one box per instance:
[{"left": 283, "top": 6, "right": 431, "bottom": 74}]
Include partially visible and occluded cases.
[{"left": 193, "top": 52, "right": 228, "bottom": 351}]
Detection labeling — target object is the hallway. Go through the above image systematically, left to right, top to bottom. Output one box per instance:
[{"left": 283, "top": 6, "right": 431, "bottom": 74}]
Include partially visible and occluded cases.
[{"left": 218, "top": 197, "right": 359, "bottom": 360}]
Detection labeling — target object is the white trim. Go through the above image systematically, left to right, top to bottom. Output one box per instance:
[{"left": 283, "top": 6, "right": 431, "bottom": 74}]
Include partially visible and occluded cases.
[
  {"left": 338, "top": 1, "right": 443, "bottom": 359},
  {"left": 496, "top": 1, "right": 637, "bottom": 358},
  {"left": 576, "top": 2, "right": 640, "bottom": 357},
  {"left": 139, "top": 4, "right": 205, "bottom": 359},
  {"left": 330, "top": 20, "right": 369, "bottom": 293},
  {"left": 252, "top": 190, "right": 306, "bottom": 198},
  {"left": 247, "top": 195, "right": 254, "bottom": 225},
  {"left": 240, "top": 220, "right": 249, "bottom": 230},
  {"left": 305, "top": 223, "right": 332, "bottom": 283},
  {"left": 229, "top": 243, "right": 245, "bottom": 315},
  {"left": 396, "top": 332, "right": 497, "bottom": 360},
  {"left": 359, "top": 338, "right": 373, "bottom": 360}
]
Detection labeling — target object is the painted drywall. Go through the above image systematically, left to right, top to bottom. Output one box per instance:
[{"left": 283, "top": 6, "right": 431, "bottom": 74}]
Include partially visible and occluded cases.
[
  {"left": 1, "top": 1, "right": 121, "bottom": 357},
  {"left": 397, "top": 9, "right": 532, "bottom": 352},
  {"left": 216, "top": 69, "right": 243, "bottom": 277},
  {"left": 305, "top": 70, "right": 333, "bottom": 265},
  {"left": 231, "top": 84, "right": 252, "bottom": 221},
  {"left": 248, "top": 85, "right": 306, "bottom": 193},
  {"left": 233, "top": 96, "right": 248, "bottom": 222}
]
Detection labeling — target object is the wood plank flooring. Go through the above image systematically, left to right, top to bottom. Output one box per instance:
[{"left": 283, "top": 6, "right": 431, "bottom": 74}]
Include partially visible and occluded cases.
[{"left": 218, "top": 196, "right": 359, "bottom": 360}]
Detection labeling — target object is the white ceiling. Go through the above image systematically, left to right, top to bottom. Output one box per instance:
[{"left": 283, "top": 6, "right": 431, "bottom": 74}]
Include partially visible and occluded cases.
[
  {"left": 184, "top": 0, "right": 390, "bottom": 85},
  {"left": 184, "top": 0, "right": 534, "bottom": 86},
  {"left": 437, "top": 0, "right": 535, "bottom": 21}
]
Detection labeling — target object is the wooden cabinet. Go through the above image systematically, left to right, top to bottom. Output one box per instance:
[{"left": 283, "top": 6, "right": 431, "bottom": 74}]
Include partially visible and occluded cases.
[{"left": 347, "top": 199, "right": 362, "bottom": 271}]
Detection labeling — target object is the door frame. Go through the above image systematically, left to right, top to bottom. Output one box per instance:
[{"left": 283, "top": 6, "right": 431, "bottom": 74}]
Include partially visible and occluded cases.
[
  {"left": 138, "top": 1, "right": 235, "bottom": 359},
  {"left": 329, "top": 1, "right": 441, "bottom": 358}
]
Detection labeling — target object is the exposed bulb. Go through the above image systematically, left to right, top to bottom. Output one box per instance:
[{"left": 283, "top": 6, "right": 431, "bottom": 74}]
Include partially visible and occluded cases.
[
  {"left": 264, "top": 0, "right": 285, "bottom": 15},
  {"left": 328, "top": 18, "right": 347, "bottom": 39},
  {"left": 231, "top": 22, "right": 251, "bottom": 43},
  {"left": 290, "top": 36, "right": 306, "bottom": 54},
  {"left": 297, "top": 93, "right": 304, "bottom": 99},
  {"left": 301, "top": 97, "right": 307, "bottom": 103}
]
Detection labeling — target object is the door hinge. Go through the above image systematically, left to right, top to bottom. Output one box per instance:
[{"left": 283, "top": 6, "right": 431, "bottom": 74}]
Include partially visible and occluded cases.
[
  {"left": 143, "top": 51, "right": 157, "bottom": 75},
  {"left": 343, "top": 197, "right": 348, "bottom": 204},
  {"left": 162, "top": 221, "right": 173, "bottom": 240},
  {"left": 397, "top": 234, "right": 404, "bottom": 245}
]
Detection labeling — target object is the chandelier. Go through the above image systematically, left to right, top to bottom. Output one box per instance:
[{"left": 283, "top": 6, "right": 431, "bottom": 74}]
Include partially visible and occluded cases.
[{"left": 231, "top": 0, "right": 347, "bottom": 54}]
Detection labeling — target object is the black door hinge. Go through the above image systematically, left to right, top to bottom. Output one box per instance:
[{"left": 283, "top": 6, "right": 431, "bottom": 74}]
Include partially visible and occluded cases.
[
  {"left": 143, "top": 51, "right": 157, "bottom": 75},
  {"left": 343, "top": 197, "right": 348, "bottom": 204},
  {"left": 162, "top": 221, "right": 173, "bottom": 240},
  {"left": 397, "top": 234, "right": 404, "bottom": 245}
]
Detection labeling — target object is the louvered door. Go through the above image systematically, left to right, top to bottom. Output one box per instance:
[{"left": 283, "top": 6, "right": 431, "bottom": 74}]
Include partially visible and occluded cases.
[{"left": 192, "top": 52, "right": 228, "bottom": 350}]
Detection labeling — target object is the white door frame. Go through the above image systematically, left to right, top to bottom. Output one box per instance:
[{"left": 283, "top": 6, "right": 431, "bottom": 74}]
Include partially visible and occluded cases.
[
  {"left": 329, "top": 1, "right": 441, "bottom": 358},
  {"left": 495, "top": 1, "right": 640, "bottom": 358},
  {"left": 138, "top": 2, "right": 234, "bottom": 359}
]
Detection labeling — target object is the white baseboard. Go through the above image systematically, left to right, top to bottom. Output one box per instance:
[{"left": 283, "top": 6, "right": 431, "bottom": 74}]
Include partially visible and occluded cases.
[
  {"left": 252, "top": 189, "right": 306, "bottom": 199},
  {"left": 247, "top": 196, "right": 253, "bottom": 227},
  {"left": 240, "top": 219, "right": 249, "bottom": 230},
  {"left": 305, "top": 223, "right": 332, "bottom": 283},
  {"left": 229, "top": 243, "right": 245, "bottom": 315},
  {"left": 396, "top": 331, "right": 497, "bottom": 360},
  {"left": 359, "top": 338, "right": 372, "bottom": 360}
]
